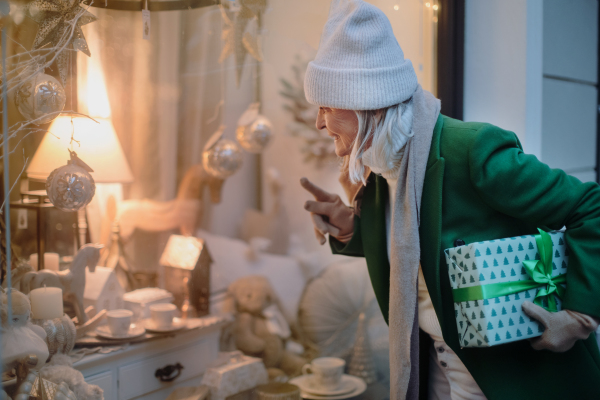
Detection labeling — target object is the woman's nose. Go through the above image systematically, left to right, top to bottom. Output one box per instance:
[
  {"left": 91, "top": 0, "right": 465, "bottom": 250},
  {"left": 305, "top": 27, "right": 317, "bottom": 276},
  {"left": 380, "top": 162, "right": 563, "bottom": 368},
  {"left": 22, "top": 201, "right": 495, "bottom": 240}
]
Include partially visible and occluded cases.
[{"left": 316, "top": 109, "right": 326, "bottom": 131}]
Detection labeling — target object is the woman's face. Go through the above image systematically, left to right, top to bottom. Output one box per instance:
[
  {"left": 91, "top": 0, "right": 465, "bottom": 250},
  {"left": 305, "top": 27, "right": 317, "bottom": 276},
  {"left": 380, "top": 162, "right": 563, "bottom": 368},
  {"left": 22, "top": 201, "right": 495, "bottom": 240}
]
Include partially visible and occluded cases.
[{"left": 316, "top": 107, "right": 359, "bottom": 157}]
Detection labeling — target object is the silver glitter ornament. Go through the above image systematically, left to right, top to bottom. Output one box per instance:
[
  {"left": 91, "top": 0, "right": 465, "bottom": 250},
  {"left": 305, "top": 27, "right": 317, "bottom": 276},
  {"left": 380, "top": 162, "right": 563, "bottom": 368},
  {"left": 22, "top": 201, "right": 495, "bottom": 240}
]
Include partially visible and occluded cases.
[
  {"left": 15, "top": 73, "right": 66, "bottom": 125},
  {"left": 236, "top": 115, "right": 273, "bottom": 153},
  {"left": 202, "top": 128, "right": 243, "bottom": 179},
  {"left": 46, "top": 151, "right": 96, "bottom": 212}
]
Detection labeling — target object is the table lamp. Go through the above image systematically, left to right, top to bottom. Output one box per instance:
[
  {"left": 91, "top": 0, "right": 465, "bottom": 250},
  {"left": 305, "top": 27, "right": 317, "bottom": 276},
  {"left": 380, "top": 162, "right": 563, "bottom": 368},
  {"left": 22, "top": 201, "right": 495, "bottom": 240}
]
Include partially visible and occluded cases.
[
  {"left": 26, "top": 115, "right": 134, "bottom": 252},
  {"left": 27, "top": 115, "right": 133, "bottom": 184}
]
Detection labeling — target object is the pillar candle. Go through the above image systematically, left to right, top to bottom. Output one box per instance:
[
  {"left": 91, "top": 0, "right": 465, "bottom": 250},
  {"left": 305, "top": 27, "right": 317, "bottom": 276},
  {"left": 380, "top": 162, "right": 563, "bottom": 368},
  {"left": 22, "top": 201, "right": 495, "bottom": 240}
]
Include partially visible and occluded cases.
[{"left": 30, "top": 287, "right": 63, "bottom": 319}]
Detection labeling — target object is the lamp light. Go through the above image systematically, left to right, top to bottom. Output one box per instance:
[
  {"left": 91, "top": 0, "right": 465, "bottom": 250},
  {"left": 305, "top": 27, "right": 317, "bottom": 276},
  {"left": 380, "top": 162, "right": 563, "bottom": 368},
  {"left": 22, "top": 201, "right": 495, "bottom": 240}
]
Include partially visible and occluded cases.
[{"left": 27, "top": 116, "right": 133, "bottom": 184}]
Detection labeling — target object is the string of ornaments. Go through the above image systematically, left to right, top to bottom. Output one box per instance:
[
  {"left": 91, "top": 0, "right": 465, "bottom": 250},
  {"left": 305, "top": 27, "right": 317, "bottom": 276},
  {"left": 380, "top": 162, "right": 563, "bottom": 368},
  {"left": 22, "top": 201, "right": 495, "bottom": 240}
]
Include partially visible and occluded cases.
[
  {"left": 6, "top": 0, "right": 100, "bottom": 213},
  {"left": 14, "top": 0, "right": 271, "bottom": 203},
  {"left": 202, "top": 0, "right": 272, "bottom": 180},
  {"left": 202, "top": 102, "right": 273, "bottom": 179}
]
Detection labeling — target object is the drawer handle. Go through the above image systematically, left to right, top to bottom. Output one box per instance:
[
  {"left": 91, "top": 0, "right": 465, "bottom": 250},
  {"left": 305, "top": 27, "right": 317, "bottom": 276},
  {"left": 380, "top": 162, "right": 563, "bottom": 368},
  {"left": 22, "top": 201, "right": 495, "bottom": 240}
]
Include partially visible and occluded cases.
[{"left": 155, "top": 363, "right": 184, "bottom": 382}]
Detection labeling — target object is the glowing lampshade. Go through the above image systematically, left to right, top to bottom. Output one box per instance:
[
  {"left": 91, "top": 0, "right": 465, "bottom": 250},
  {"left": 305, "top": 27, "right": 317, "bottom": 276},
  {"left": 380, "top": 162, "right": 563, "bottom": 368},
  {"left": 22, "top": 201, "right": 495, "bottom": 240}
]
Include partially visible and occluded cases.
[{"left": 27, "top": 116, "right": 133, "bottom": 183}]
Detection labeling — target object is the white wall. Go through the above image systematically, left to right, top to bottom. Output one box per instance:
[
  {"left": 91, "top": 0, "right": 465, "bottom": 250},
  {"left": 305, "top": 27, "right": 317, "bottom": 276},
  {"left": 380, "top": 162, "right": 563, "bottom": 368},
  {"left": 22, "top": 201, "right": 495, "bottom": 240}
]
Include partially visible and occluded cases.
[
  {"left": 260, "top": 0, "right": 436, "bottom": 253},
  {"left": 463, "top": 0, "right": 543, "bottom": 158},
  {"left": 464, "top": 0, "right": 598, "bottom": 182},
  {"left": 541, "top": 0, "right": 598, "bottom": 182}
]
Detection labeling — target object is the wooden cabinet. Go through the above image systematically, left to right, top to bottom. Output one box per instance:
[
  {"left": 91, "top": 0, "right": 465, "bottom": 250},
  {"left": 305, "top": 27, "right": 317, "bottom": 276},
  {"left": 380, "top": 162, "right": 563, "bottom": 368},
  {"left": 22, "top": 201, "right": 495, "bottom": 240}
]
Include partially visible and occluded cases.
[{"left": 74, "top": 326, "right": 220, "bottom": 400}]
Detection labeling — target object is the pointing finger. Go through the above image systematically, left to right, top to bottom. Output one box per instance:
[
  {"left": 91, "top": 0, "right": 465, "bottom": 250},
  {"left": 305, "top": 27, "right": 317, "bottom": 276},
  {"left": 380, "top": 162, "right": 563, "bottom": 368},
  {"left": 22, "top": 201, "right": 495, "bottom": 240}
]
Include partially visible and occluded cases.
[
  {"left": 300, "top": 177, "right": 338, "bottom": 202},
  {"left": 304, "top": 200, "right": 335, "bottom": 216}
]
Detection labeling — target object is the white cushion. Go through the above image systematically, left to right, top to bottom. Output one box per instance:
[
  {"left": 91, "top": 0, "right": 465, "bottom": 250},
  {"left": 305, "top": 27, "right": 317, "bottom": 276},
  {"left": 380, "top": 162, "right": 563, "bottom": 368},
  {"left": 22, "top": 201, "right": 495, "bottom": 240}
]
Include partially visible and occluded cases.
[{"left": 197, "top": 229, "right": 306, "bottom": 324}]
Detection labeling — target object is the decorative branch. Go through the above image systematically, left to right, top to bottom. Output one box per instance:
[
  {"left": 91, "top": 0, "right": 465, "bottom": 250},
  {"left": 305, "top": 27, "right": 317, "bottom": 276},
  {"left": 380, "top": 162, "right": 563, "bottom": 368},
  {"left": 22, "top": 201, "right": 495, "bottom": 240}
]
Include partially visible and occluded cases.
[{"left": 0, "top": 0, "right": 99, "bottom": 289}]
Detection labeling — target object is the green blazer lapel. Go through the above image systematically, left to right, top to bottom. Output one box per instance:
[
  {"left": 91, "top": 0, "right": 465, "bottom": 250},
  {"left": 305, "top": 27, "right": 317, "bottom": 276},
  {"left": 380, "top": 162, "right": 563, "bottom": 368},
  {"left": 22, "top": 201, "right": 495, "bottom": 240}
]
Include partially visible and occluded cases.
[
  {"left": 419, "top": 114, "right": 446, "bottom": 332},
  {"left": 361, "top": 174, "right": 391, "bottom": 323}
]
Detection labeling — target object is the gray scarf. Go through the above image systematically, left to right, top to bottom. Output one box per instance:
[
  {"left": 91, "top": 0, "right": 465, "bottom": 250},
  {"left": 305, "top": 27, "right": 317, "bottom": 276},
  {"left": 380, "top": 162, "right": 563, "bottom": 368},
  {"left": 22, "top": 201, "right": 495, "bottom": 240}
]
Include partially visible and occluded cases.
[{"left": 388, "top": 86, "right": 440, "bottom": 400}]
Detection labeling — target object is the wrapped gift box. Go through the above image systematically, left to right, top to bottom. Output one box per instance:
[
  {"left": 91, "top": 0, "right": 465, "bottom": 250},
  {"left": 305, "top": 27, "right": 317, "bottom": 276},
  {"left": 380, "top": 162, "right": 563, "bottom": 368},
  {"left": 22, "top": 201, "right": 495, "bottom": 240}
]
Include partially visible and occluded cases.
[
  {"left": 444, "top": 230, "right": 568, "bottom": 348},
  {"left": 201, "top": 351, "right": 268, "bottom": 400}
]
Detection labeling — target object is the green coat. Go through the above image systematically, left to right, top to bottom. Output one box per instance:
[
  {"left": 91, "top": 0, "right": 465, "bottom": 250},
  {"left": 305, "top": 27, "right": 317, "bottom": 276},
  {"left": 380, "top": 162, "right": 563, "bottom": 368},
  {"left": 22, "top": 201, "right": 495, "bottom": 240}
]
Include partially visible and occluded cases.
[{"left": 331, "top": 114, "right": 600, "bottom": 399}]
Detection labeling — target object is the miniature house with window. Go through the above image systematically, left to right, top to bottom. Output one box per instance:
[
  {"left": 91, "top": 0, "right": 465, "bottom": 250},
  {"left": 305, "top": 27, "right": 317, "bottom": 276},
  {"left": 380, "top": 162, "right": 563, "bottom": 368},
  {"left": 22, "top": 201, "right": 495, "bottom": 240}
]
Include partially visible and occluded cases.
[
  {"left": 160, "top": 234, "right": 212, "bottom": 316},
  {"left": 83, "top": 266, "right": 125, "bottom": 313}
]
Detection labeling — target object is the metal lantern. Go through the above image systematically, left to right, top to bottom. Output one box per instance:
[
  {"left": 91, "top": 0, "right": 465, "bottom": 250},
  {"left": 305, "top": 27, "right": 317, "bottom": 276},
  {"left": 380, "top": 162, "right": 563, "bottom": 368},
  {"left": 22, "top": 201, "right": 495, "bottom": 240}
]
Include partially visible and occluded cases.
[{"left": 14, "top": 73, "right": 66, "bottom": 125}]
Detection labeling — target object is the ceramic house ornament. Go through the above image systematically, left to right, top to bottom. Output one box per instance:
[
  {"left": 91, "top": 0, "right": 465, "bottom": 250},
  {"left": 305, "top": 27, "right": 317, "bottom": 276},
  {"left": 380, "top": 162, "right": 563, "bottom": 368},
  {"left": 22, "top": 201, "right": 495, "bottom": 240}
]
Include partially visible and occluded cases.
[
  {"left": 160, "top": 235, "right": 212, "bottom": 316},
  {"left": 83, "top": 266, "right": 125, "bottom": 314}
]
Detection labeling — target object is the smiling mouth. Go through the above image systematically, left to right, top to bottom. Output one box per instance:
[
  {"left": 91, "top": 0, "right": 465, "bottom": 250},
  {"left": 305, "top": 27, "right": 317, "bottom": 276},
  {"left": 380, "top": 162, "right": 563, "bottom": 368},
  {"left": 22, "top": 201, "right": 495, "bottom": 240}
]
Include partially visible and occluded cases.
[{"left": 328, "top": 132, "right": 340, "bottom": 141}]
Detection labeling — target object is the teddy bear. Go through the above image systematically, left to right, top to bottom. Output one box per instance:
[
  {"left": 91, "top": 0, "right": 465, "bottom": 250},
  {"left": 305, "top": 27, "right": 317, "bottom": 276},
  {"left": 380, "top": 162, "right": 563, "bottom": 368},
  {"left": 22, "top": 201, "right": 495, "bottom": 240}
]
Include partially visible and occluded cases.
[
  {"left": 228, "top": 275, "right": 306, "bottom": 379},
  {"left": 40, "top": 354, "right": 104, "bottom": 400}
]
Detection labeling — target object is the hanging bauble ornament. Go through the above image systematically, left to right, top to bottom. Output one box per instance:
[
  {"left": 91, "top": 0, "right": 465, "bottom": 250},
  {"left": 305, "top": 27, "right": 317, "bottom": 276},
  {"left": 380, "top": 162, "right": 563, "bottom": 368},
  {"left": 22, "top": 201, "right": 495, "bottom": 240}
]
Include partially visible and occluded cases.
[
  {"left": 14, "top": 73, "right": 66, "bottom": 125},
  {"left": 236, "top": 102, "right": 273, "bottom": 153},
  {"left": 202, "top": 127, "right": 244, "bottom": 179},
  {"left": 46, "top": 151, "right": 96, "bottom": 212}
]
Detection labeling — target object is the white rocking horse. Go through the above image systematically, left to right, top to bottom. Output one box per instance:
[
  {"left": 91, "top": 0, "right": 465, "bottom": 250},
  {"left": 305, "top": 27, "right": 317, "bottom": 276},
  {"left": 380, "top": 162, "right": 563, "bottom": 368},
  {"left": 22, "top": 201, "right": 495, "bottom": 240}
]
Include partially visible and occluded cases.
[{"left": 20, "top": 244, "right": 103, "bottom": 324}]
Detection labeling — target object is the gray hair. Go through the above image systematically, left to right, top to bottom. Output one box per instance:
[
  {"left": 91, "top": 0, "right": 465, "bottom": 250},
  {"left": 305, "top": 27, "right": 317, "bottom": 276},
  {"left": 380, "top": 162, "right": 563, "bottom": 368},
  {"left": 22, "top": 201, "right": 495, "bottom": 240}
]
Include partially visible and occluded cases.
[{"left": 347, "top": 99, "right": 414, "bottom": 184}]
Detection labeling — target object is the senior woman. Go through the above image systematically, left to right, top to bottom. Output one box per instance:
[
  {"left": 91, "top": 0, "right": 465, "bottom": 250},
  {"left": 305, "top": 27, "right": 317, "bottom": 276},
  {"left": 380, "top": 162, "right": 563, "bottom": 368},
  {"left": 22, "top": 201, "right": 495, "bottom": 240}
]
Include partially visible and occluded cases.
[{"left": 300, "top": 1, "right": 600, "bottom": 400}]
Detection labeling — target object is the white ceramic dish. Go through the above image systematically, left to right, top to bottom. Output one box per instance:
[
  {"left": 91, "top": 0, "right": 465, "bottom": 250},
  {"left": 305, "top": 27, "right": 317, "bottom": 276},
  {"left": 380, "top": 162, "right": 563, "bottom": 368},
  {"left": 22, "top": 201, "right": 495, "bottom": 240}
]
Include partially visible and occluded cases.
[
  {"left": 142, "top": 317, "right": 187, "bottom": 333},
  {"left": 95, "top": 324, "right": 146, "bottom": 340},
  {"left": 289, "top": 374, "right": 366, "bottom": 399}
]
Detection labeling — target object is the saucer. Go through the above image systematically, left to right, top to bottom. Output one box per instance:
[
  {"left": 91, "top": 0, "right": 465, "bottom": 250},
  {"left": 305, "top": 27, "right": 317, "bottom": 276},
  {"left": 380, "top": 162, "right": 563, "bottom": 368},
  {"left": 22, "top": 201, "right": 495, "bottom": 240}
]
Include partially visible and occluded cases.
[
  {"left": 142, "top": 318, "right": 187, "bottom": 333},
  {"left": 95, "top": 324, "right": 146, "bottom": 340},
  {"left": 289, "top": 374, "right": 366, "bottom": 399}
]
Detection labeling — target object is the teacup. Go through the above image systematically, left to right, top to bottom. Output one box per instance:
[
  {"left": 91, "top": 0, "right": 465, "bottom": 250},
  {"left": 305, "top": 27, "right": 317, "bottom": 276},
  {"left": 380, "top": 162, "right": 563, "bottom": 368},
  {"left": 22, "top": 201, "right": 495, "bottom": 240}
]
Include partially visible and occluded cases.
[
  {"left": 150, "top": 303, "right": 177, "bottom": 328},
  {"left": 106, "top": 309, "right": 133, "bottom": 336},
  {"left": 302, "top": 357, "right": 345, "bottom": 391}
]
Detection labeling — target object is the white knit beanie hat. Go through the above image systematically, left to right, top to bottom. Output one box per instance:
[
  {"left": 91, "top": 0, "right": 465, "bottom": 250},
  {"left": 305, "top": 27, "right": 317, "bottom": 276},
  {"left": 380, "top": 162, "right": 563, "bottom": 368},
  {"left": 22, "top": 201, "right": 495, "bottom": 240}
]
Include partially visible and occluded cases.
[{"left": 304, "top": 0, "right": 418, "bottom": 110}]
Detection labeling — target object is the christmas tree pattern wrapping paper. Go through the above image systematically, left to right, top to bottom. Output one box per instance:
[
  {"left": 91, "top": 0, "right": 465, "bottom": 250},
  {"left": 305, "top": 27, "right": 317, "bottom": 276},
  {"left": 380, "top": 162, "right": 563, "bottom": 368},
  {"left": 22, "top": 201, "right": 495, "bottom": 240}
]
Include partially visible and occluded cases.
[{"left": 443, "top": 230, "right": 568, "bottom": 348}]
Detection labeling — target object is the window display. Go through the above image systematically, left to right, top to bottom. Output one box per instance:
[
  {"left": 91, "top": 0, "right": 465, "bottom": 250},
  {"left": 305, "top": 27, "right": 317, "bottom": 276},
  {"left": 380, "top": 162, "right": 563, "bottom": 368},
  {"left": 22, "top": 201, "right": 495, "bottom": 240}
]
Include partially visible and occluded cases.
[{"left": 3, "top": 1, "right": 595, "bottom": 400}]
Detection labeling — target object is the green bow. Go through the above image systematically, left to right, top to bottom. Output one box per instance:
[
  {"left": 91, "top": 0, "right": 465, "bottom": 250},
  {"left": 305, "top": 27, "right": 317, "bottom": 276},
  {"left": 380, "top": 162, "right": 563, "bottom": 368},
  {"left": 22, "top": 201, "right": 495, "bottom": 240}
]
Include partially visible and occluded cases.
[{"left": 451, "top": 229, "right": 566, "bottom": 311}]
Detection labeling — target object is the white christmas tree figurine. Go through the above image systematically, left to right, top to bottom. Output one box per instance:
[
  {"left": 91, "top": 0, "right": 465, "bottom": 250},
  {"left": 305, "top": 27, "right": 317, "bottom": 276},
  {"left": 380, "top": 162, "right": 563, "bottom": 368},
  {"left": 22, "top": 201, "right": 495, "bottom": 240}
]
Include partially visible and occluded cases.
[{"left": 348, "top": 312, "right": 378, "bottom": 385}]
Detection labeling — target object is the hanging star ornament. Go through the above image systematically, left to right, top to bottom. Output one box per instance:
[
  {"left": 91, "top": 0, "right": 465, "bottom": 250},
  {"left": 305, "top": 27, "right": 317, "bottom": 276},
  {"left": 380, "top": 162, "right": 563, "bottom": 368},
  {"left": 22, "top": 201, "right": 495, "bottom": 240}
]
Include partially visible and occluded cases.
[
  {"left": 28, "top": 0, "right": 97, "bottom": 85},
  {"left": 219, "top": 0, "right": 266, "bottom": 87}
]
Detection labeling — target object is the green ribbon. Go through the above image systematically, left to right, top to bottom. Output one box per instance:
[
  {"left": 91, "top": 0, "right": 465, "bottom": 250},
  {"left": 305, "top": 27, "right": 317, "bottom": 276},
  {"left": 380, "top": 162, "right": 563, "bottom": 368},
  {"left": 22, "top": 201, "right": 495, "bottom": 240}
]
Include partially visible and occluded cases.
[{"left": 452, "top": 229, "right": 566, "bottom": 311}]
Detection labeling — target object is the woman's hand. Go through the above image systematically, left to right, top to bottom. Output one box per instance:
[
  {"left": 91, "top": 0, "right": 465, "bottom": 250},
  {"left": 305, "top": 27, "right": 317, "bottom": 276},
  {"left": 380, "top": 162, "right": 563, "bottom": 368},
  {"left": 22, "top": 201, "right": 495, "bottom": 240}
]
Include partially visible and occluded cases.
[
  {"left": 300, "top": 177, "right": 355, "bottom": 245},
  {"left": 521, "top": 301, "right": 600, "bottom": 352}
]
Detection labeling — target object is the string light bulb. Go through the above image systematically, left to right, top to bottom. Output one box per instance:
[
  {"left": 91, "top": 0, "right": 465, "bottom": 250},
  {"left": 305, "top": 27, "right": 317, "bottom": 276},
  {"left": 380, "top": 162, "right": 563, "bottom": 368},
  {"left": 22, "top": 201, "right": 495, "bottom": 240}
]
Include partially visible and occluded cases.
[
  {"left": 425, "top": 2, "right": 431, "bottom": 7},
  {"left": 393, "top": 4, "right": 399, "bottom": 10},
  {"left": 433, "top": 4, "right": 439, "bottom": 10}
]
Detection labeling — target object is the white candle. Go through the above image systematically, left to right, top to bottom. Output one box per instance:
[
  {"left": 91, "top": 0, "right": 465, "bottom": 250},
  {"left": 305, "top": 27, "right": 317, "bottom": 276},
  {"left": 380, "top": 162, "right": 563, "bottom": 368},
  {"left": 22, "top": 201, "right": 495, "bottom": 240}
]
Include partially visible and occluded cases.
[
  {"left": 29, "top": 253, "right": 60, "bottom": 272},
  {"left": 30, "top": 287, "right": 63, "bottom": 319}
]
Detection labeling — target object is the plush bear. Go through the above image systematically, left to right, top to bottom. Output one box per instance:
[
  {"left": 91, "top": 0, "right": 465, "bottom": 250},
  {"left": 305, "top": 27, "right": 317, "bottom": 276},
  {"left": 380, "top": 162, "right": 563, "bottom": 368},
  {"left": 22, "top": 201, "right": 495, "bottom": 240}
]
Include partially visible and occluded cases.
[
  {"left": 228, "top": 275, "right": 306, "bottom": 379},
  {"left": 40, "top": 354, "right": 103, "bottom": 400}
]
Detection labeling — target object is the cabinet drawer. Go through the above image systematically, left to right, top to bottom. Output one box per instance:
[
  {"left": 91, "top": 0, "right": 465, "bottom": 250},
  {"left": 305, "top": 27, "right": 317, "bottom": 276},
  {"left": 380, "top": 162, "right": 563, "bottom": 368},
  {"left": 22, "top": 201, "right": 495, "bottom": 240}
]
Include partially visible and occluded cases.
[
  {"left": 118, "top": 337, "right": 217, "bottom": 399},
  {"left": 85, "top": 371, "right": 114, "bottom": 400}
]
